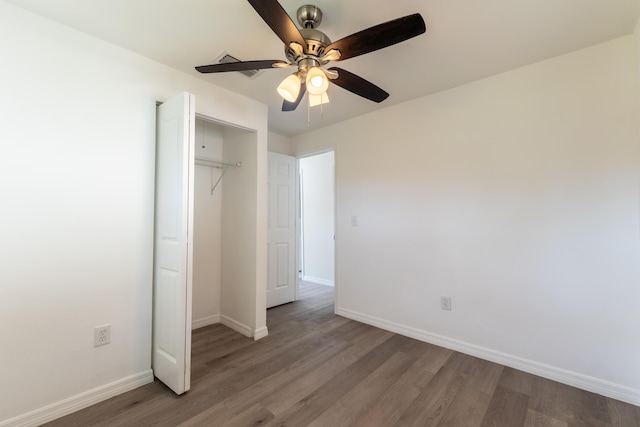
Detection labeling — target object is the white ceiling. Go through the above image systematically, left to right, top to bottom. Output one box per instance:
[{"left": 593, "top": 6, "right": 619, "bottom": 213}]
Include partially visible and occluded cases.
[{"left": 6, "top": 0, "right": 640, "bottom": 136}]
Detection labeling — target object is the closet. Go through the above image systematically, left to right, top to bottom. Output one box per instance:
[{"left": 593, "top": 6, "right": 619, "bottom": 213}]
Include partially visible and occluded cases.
[
  {"left": 153, "top": 93, "right": 266, "bottom": 396},
  {"left": 191, "top": 117, "right": 258, "bottom": 335}
]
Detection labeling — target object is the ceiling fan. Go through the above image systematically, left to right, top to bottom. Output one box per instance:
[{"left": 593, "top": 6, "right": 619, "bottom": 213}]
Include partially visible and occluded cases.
[{"left": 195, "top": 0, "right": 426, "bottom": 111}]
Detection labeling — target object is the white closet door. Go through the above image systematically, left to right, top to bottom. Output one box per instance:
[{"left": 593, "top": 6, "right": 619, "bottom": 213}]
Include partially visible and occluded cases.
[
  {"left": 153, "top": 92, "right": 195, "bottom": 395},
  {"left": 267, "top": 152, "right": 296, "bottom": 308}
]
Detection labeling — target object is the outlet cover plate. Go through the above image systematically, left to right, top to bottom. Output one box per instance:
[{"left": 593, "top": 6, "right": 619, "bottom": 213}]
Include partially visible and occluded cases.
[
  {"left": 441, "top": 296, "right": 452, "bottom": 311},
  {"left": 94, "top": 324, "right": 111, "bottom": 347}
]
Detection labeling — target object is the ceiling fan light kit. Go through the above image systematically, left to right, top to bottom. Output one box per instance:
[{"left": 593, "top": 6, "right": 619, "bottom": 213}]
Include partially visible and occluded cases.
[
  {"left": 196, "top": 0, "right": 426, "bottom": 114},
  {"left": 305, "top": 66, "right": 329, "bottom": 95},
  {"left": 277, "top": 73, "right": 302, "bottom": 102},
  {"left": 308, "top": 92, "right": 329, "bottom": 107}
]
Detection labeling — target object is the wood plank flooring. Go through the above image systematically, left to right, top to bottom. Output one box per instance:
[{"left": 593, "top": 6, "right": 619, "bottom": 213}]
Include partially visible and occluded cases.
[{"left": 44, "top": 281, "right": 640, "bottom": 426}]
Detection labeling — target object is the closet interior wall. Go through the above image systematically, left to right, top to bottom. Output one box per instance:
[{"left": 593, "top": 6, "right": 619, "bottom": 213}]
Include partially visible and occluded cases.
[
  {"left": 192, "top": 117, "right": 260, "bottom": 334},
  {"left": 193, "top": 118, "right": 224, "bottom": 327}
]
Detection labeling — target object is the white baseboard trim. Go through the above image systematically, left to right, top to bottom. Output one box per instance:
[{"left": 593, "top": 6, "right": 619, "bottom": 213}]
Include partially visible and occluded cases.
[
  {"left": 302, "top": 275, "right": 334, "bottom": 287},
  {"left": 336, "top": 307, "right": 640, "bottom": 406},
  {"left": 192, "top": 314, "right": 220, "bottom": 330},
  {"left": 216, "top": 315, "right": 267, "bottom": 341},
  {"left": 220, "top": 315, "right": 252, "bottom": 338},
  {"left": 253, "top": 326, "right": 269, "bottom": 341},
  {"left": 0, "top": 370, "right": 154, "bottom": 427}
]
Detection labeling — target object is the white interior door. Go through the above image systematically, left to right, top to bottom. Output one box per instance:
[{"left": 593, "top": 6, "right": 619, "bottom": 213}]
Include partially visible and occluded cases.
[
  {"left": 153, "top": 92, "right": 195, "bottom": 395},
  {"left": 267, "top": 152, "right": 296, "bottom": 308}
]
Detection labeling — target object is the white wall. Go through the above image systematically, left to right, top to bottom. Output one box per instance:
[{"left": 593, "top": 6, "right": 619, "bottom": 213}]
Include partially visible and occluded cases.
[
  {"left": 0, "top": 2, "right": 268, "bottom": 425},
  {"left": 636, "top": 17, "right": 640, "bottom": 110},
  {"left": 292, "top": 36, "right": 640, "bottom": 404},
  {"left": 192, "top": 120, "right": 224, "bottom": 328},
  {"left": 192, "top": 120, "right": 267, "bottom": 336},
  {"left": 220, "top": 127, "right": 265, "bottom": 337},
  {"left": 268, "top": 131, "right": 293, "bottom": 156},
  {"left": 300, "top": 152, "right": 335, "bottom": 286}
]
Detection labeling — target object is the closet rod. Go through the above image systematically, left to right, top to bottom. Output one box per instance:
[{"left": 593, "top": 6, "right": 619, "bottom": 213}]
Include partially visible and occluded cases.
[
  {"left": 194, "top": 156, "right": 241, "bottom": 195},
  {"left": 194, "top": 157, "right": 241, "bottom": 168}
]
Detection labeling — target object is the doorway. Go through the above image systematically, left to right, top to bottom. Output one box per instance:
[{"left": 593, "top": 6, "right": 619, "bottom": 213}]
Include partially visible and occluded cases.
[
  {"left": 191, "top": 115, "right": 263, "bottom": 336},
  {"left": 192, "top": 118, "right": 247, "bottom": 330},
  {"left": 299, "top": 151, "right": 335, "bottom": 288}
]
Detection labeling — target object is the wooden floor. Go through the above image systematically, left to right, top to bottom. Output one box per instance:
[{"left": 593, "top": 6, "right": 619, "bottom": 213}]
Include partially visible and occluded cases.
[{"left": 45, "top": 281, "right": 639, "bottom": 426}]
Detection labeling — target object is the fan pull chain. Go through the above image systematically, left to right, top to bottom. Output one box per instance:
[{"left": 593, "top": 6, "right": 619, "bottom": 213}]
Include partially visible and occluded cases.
[{"left": 306, "top": 92, "right": 328, "bottom": 127}]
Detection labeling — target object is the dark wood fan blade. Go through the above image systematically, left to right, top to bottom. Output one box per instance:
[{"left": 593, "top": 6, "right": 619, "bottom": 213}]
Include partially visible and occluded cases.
[
  {"left": 247, "top": 0, "right": 307, "bottom": 47},
  {"left": 324, "top": 13, "right": 425, "bottom": 61},
  {"left": 195, "top": 60, "right": 288, "bottom": 73},
  {"left": 328, "top": 67, "right": 389, "bottom": 103},
  {"left": 282, "top": 82, "right": 306, "bottom": 111}
]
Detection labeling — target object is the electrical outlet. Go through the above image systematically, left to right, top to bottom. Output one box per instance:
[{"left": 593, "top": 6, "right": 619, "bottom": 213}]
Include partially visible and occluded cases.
[
  {"left": 441, "top": 296, "right": 452, "bottom": 311},
  {"left": 94, "top": 324, "right": 111, "bottom": 347}
]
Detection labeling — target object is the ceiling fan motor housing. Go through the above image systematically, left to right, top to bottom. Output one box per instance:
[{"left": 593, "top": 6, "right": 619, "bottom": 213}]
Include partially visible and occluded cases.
[
  {"left": 285, "top": 6, "right": 331, "bottom": 72},
  {"left": 285, "top": 27, "right": 331, "bottom": 65}
]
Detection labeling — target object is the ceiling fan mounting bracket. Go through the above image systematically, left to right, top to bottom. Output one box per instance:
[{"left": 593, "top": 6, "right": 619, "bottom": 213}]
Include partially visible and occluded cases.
[{"left": 297, "top": 4, "right": 323, "bottom": 29}]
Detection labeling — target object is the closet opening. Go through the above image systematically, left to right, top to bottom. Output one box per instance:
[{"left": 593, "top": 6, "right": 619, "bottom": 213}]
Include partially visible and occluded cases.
[
  {"left": 153, "top": 94, "right": 267, "bottom": 396},
  {"left": 191, "top": 116, "right": 259, "bottom": 335}
]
